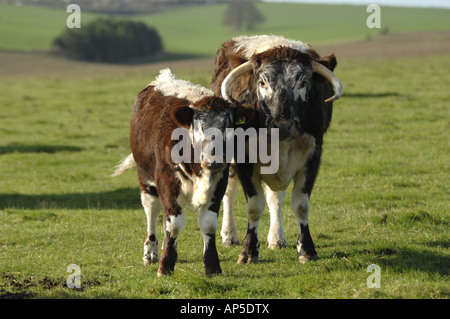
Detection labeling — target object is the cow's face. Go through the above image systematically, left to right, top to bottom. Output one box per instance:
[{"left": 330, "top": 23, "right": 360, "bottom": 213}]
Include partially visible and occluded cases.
[
  {"left": 254, "top": 59, "right": 313, "bottom": 139},
  {"left": 172, "top": 97, "right": 253, "bottom": 171},
  {"left": 193, "top": 107, "right": 232, "bottom": 171}
]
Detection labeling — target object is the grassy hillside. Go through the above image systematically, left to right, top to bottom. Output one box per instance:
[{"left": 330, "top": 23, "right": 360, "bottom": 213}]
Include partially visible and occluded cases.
[{"left": 1, "top": 3, "right": 450, "bottom": 55}]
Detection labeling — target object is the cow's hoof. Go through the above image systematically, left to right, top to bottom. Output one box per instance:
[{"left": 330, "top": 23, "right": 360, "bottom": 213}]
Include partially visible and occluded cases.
[
  {"left": 222, "top": 238, "right": 240, "bottom": 247},
  {"left": 268, "top": 239, "right": 287, "bottom": 250},
  {"left": 143, "top": 254, "right": 158, "bottom": 266},
  {"left": 237, "top": 254, "right": 258, "bottom": 264},
  {"left": 298, "top": 254, "right": 319, "bottom": 264},
  {"left": 205, "top": 267, "right": 222, "bottom": 277},
  {"left": 156, "top": 269, "right": 173, "bottom": 278}
]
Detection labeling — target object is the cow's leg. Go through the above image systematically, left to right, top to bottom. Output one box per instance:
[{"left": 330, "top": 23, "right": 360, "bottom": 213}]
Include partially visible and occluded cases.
[
  {"left": 237, "top": 169, "right": 265, "bottom": 264},
  {"left": 291, "top": 170, "right": 318, "bottom": 263},
  {"left": 221, "top": 171, "right": 240, "bottom": 247},
  {"left": 265, "top": 186, "right": 287, "bottom": 249},
  {"left": 141, "top": 187, "right": 161, "bottom": 265},
  {"left": 157, "top": 205, "right": 185, "bottom": 277},
  {"left": 198, "top": 208, "right": 221, "bottom": 276}
]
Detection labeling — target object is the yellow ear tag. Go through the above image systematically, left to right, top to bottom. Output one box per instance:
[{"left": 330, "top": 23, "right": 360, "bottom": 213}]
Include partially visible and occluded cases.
[{"left": 236, "top": 116, "right": 246, "bottom": 125}]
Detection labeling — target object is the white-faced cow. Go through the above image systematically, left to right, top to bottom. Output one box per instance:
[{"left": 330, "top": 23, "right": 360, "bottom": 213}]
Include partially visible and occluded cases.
[
  {"left": 210, "top": 35, "right": 342, "bottom": 263},
  {"left": 113, "top": 68, "right": 253, "bottom": 276}
]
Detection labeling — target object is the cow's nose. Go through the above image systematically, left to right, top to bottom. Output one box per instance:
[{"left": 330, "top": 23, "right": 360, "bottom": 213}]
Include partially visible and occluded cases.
[
  {"left": 272, "top": 119, "right": 294, "bottom": 138},
  {"left": 201, "top": 156, "right": 226, "bottom": 172}
]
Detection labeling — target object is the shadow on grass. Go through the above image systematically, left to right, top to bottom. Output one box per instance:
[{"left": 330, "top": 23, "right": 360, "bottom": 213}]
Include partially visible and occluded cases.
[
  {"left": 0, "top": 145, "right": 83, "bottom": 155},
  {"left": 0, "top": 187, "right": 141, "bottom": 210},
  {"left": 327, "top": 244, "right": 449, "bottom": 278},
  {"left": 376, "top": 246, "right": 450, "bottom": 278}
]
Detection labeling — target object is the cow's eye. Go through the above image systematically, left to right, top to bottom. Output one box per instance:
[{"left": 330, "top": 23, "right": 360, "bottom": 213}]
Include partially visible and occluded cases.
[{"left": 259, "top": 80, "right": 266, "bottom": 88}]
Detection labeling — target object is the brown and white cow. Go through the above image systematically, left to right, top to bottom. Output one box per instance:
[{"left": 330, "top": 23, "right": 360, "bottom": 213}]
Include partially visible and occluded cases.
[
  {"left": 211, "top": 35, "right": 342, "bottom": 264},
  {"left": 113, "top": 69, "right": 253, "bottom": 277}
]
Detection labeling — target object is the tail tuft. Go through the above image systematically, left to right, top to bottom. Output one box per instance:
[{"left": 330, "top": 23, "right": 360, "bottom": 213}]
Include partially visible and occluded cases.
[{"left": 111, "top": 153, "right": 135, "bottom": 177}]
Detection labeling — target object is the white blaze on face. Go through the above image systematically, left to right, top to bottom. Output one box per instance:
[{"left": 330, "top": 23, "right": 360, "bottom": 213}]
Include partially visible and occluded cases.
[
  {"left": 258, "top": 62, "right": 311, "bottom": 104},
  {"left": 286, "top": 64, "right": 309, "bottom": 102},
  {"left": 258, "top": 73, "right": 274, "bottom": 100},
  {"left": 293, "top": 78, "right": 308, "bottom": 102}
]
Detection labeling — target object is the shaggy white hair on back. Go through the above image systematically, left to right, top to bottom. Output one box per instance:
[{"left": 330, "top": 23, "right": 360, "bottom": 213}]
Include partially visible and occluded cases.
[
  {"left": 233, "top": 35, "right": 310, "bottom": 59},
  {"left": 150, "top": 68, "right": 214, "bottom": 103}
]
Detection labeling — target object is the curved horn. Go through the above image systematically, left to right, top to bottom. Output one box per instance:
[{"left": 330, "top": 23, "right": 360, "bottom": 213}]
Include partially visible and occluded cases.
[
  {"left": 221, "top": 61, "right": 253, "bottom": 101},
  {"left": 312, "top": 61, "right": 343, "bottom": 103}
]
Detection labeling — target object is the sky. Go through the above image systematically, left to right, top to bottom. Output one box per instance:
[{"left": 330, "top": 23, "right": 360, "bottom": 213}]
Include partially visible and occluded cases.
[{"left": 263, "top": 0, "right": 450, "bottom": 9}]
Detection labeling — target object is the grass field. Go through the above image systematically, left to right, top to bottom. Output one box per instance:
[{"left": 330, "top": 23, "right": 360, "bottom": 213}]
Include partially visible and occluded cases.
[
  {"left": 0, "top": 3, "right": 449, "bottom": 300},
  {"left": 1, "top": 44, "right": 449, "bottom": 299}
]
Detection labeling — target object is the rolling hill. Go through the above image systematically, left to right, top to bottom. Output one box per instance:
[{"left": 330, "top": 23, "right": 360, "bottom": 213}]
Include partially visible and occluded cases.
[{"left": 0, "top": 3, "right": 450, "bottom": 56}]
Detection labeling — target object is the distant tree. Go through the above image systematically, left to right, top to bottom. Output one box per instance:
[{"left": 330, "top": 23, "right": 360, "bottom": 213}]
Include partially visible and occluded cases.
[
  {"left": 223, "top": 0, "right": 265, "bottom": 32},
  {"left": 53, "top": 18, "right": 163, "bottom": 63}
]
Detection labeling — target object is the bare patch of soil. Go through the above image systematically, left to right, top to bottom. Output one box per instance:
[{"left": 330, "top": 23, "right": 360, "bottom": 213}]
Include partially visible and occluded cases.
[
  {"left": 316, "top": 30, "right": 450, "bottom": 59},
  {"left": 0, "top": 273, "right": 102, "bottom": 299}
]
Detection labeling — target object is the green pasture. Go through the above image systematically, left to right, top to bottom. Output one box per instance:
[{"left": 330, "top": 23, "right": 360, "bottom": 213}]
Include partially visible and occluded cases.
[
  {"left": 0, "top": 1, "right": 449, "bottom": 300},
  {"left": 1, "top": 3, "right": 450, "bottom": 55},
  {"left": 0, "top": 49, "right": 449, "bottom": 298}
]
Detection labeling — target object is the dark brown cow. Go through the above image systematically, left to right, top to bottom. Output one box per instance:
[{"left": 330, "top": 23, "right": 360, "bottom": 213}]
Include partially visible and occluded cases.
[
  {"left": 210, "top": 35, "right": 342, "bottom": 264},
  {"left": 113, "top": 68, "right": 253, "bottom": 277}
]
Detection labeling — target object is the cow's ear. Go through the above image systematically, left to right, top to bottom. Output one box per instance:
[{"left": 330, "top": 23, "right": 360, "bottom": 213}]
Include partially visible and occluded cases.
[
  {"left": 313, "top": 53, "right": 337, "bottom": 83},
  {"left": 316, "top": 53, "right": 337, "bottom": 71},
  {"left": 233, "top": 105, "right": 255, "bottom": 127},
  {"left": 171, "top": 106, "right": 194, "bottom": 127}
]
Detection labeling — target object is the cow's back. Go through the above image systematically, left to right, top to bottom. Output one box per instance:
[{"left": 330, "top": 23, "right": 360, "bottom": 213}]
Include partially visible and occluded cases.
[{"left": 130, "top": 86, "right": 183, "bottom": 178}]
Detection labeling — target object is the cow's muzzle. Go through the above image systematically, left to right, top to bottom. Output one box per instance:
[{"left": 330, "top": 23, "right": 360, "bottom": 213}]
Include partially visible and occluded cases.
[
  {"left": 270, "top": 119, "right": 296, "bottom": 139},
  {"left": 201, "top": 156, "right": 226, "bottom": 172}
]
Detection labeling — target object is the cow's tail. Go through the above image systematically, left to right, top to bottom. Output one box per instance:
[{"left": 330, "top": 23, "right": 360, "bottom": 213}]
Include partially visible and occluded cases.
[{"left": 111, "top": 153, "right": 135, "bottom": 177}]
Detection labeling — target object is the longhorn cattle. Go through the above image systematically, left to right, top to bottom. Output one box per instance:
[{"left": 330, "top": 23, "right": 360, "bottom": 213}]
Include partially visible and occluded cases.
[
  {"left": 210, "top": 35, "right": 342, "bottom": 263},
  {"left": 113, "top": 68, "right": 253, "bottom": 276}
]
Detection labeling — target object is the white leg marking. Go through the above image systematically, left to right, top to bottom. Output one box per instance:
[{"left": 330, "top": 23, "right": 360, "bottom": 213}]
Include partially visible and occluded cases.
[
  {"left": 290, "top": 171, "right": 309, "bottom": 255},
  {"left": 221, "top": 174, "right": 240, "bottom": 246},
  {"left": 238, "top": 175, "right": 265, "bottom": 264},
  {"left": 265, "top": 186, "right": 287, "bottom": 249},
  {"left": 141, "top": 191, "right": 161, "bottom": 264},
  {"left": 198, "top": 208, "right": 218, "bottom": 253},
  {"left": 165, "top": 213, "right": 186, "bottom": 239}
]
